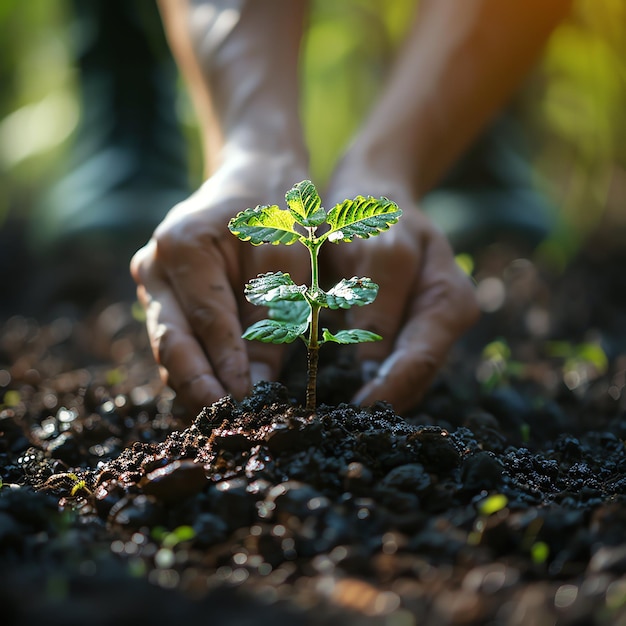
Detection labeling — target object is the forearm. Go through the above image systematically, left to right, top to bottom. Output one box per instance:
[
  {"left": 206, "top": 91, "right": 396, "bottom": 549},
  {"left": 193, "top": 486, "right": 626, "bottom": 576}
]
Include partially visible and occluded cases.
[
  {"left": 157, "top": 0, "right": 308, "bottom": 175},
  {"left": 351, "top": 0, "right": 573, "bottom": 196}
]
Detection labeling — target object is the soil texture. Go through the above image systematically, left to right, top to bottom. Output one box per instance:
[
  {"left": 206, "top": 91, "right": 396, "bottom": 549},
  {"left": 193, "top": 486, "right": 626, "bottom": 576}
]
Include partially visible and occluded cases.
[{"left": 2, "top": 242, "right": 626, "bottom": 625}]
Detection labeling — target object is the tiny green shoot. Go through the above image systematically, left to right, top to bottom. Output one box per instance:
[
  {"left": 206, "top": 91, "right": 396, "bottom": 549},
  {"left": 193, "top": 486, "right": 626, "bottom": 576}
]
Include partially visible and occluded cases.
[
  {"left": 228, "top": 180, "right": 402, "bottom": 410},
  {"left": 68, "top": 472, "right": 92, "bottom": 497},
  {"left": 477, "top": 493, "right": 508, "bottom": 516},
  {"left": 530, "top": 540, "right": 550, "bottom": 565}
]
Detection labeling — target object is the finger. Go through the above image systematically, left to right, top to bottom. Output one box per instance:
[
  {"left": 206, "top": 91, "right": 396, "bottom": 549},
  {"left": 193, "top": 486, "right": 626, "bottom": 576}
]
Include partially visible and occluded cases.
[
  {"left": 156, "top": 233, "right": 252, "bottom": 401},
  {"left": 352, "top": 235, "right": 479, "bottom": 413},
  {"left": 345, "top": 236, "right": 421, "bottom": 365},
  {"left": 132, "top": 241, "right": 250, "bottom": 411},
  {"left": 137, "top": 280, "right": 232, "bottom": 417},
  {"left": 351, "top": 326, "right": 451, "bottom": 414}
]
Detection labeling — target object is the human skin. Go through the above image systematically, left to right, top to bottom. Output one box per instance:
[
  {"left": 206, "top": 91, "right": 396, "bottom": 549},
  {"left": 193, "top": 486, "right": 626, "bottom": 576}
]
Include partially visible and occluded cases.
[
  {"left": 131, "top": 0, "right": 572, "bottom": 417},
  {"left": 132, "top": 0, "right": 311, "bottom": 414},
  {"left": 322, "top": 0, "right": 573, "bottom": 409}
]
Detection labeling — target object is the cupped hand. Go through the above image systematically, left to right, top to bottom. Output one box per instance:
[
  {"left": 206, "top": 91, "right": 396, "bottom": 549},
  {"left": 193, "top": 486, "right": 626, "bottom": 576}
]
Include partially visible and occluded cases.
[
  {"left": 130, "top": 157, "right": 310, "bottom": 417},
  {"left": 322, "top": 177, "right": 480, "bottom": 414}
]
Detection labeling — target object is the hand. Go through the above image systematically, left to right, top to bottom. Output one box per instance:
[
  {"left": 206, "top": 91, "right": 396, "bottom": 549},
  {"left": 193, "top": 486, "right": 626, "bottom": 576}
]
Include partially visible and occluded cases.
[
  {"left": 131, "top": 155, "right": 309, "bottom": 417},
  {"left": 323, "top": 175, "right": 480, "bottom": 414}
]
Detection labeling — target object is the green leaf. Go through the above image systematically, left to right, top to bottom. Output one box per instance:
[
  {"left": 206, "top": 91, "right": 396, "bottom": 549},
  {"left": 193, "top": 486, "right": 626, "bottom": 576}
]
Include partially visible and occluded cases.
[
  {"left": 285, "top": 180, "right": 326, "bottom": 227},
  {"left": 325, "top": 196, "right": 402, "bottom": 242},
  {"left": 228, "top": 205, "right": 301, "bottom": 245},
  {"left": 455, "top": 253, "right": 475, "bottom": 276},
  {"left": 244, "top": 272, "right": 306, "bottom": 306},
  {"left": 325, "top": 277, "right": 379, "bottom": 309},
  {"left": 268, "top": 300, "right": 310, "bottom": 325},
  {"left": 243, "top": 319, "right": 309, "bottom": 344},
  {"left": 321, "top": 328, "right": 382, "bottom": 344},
  {"left": 482, "top": 338, "right": 511, "bottom": 362},
  {"left": 575, "top": 342, "right": 608, "bottom": 373},
  {"left": 2, "top": 390, "right": 21, "bottom": 407},
  {"left": 162, "top": 525, "right": 196, "bottom": 548},
  {"left": 531, "top": 541, "right": 550, "bottom": 565}
]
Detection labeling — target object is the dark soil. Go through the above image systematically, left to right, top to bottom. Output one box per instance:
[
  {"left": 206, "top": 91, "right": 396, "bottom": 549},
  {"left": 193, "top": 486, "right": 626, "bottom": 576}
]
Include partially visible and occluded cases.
[{"left": 3, "top": 241, "right": 626, "bottom": 625}]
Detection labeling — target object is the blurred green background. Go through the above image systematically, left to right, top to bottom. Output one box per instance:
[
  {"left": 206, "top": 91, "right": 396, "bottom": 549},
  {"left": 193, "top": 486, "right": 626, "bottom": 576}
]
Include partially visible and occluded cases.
[{"left": 0, "top": 0, "right": 624, "bottom": 268}]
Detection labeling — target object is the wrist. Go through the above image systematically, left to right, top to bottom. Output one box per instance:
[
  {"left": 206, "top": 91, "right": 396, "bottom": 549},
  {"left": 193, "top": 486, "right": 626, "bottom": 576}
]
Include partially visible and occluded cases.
[
  {"left": 220, "top": 114, "right": 308, "bottom": 165},
  {"left": 328, "top": 142, "right": 418, "bottom": 206},
  {"left": 200, "top": 146, "right": 309, "bottom": 207}
]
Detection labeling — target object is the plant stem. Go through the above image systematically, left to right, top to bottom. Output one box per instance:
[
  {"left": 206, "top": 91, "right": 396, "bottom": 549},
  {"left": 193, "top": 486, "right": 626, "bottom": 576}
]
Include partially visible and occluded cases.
[
  {"left": 305, "top": 235, "right": 322, "bottom": 411},
  {"left": 305, "top": 303, "right": 320, "bottom": 411}
]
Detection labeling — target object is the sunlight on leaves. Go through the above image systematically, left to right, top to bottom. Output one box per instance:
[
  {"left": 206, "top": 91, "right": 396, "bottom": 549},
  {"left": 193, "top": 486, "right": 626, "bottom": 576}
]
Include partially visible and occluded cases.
[{"left": 325, "top": 277, "right": 379, "bottom": 309}]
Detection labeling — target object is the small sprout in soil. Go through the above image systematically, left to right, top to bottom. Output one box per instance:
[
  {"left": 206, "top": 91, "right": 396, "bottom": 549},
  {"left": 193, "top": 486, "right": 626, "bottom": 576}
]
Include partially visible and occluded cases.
[
  {"left": 228, "top": 179, "right": 402, "bottom": 410},
  {"left": 477, "top": 337, "right": 524, "bottom": 392},
  {"left": 547, "top": 340, "right": 608, "bottom": 389},
  {"left": 2, "top": 389, "right": 21, "bottom": 408},
  {"left": 68, "top": 472, "right": 92, "bottom": 497},
  {"left": 477, "top": 493, "right": 508, "bottom": 516},
  {"left": 154, "top": 525, "right": 196, "bottom": 549},
  {"left": 530, "top": 540, "right": 550, "bottom": 565}
]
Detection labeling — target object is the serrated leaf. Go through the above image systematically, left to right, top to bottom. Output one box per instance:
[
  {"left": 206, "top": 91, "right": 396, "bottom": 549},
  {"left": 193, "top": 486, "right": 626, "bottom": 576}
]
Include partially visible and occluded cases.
[
  {"left": 285, "top": 180, "right": 326, "bottom": 227},
  {"left": 325, "top": 196, "right": 402, "bottom": 242},
  {"left": 228, "top": 205, "right": 301, "bottom": 245},
  {"left": 244, "top": 272, "right": 306, "bottom": 306},
  {"left": 325, "top": 277, "right": 379, "bottom": 309},
  {"left": 268, "top": 300, "right": 310, "bottom": 325},
  {"left": 242, "top": 319, "right": 309, "bottom": 344},
  {"left": 321, "top": 328, "right": 382, "bottom": 344}
]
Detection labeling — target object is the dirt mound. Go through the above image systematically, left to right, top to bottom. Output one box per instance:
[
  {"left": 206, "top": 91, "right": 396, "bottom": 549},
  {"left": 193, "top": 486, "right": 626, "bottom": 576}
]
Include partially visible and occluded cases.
[{"left": 2, "top": 245, "right": 626, "bottom": 625}]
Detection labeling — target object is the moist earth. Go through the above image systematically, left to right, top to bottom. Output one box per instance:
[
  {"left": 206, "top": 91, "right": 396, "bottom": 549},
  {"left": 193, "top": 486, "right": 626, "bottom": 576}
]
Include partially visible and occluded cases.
[{"left": 2, "top": 243, "right": 626, "bottom": 625}]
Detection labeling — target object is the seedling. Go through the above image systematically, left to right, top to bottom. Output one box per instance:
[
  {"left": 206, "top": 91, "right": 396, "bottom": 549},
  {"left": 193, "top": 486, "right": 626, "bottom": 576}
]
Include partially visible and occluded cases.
[{"left": 228, "top": 180, "right": 402, "bottom": 410}]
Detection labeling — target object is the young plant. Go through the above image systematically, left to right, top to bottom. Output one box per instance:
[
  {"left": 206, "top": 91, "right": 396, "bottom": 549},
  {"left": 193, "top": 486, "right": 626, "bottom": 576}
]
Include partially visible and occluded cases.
[{"left": 228, "top": 180, "right": 402, "bottom": 410}]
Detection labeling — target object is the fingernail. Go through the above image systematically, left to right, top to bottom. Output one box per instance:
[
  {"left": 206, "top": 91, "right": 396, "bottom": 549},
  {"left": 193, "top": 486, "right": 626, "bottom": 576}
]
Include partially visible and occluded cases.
[{"left": 361, "top": 360, "right": 380, "bottom": 383}]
